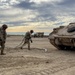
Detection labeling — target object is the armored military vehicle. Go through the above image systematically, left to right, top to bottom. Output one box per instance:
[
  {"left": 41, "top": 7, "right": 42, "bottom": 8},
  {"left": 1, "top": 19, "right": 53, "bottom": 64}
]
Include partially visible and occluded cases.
[{"left": 49, "top": 23, "right": 75, "bottom": 50}]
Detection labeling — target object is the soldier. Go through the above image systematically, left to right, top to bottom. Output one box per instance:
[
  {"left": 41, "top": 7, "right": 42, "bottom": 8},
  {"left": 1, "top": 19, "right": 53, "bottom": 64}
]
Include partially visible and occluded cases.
[
  {"left": 0, "top": 24, "right": 8, "bottom": 55},
  {"left": 21, "top": 30, "right": 34, "bottom": 50}
]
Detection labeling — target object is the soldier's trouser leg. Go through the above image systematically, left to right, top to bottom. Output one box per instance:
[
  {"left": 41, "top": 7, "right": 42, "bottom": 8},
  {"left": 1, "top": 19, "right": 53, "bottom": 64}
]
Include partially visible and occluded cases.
[
  {"left": 21, "top": 39, "right": 30, "bottom": 50},
  {"left": 21, "top": 41, "right": 26, "bottom": 48},
  {"left": 28, "top": 41, "right": 30, "bottom": 50},
  {"left": 1, "top": 43, "right": 5, "bottom": 55}
]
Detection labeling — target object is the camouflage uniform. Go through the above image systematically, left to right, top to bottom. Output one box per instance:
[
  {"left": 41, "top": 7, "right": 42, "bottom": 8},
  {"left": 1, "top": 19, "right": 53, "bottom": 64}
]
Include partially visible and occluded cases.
[
  {"left": 0, "top": 24, "right": 8, "bottom": 55},
  {"left": 21, "top": 30, "right": 34, "bottom": 50}
]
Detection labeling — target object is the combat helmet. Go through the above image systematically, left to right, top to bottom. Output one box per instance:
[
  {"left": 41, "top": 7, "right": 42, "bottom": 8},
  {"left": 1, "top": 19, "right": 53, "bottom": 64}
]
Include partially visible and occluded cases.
[
  {"left": 2, "top": 24, "right": 8, "bottom": 29},
  {"left": 30, "top": 30, "right": 34, "bottom": 33}
]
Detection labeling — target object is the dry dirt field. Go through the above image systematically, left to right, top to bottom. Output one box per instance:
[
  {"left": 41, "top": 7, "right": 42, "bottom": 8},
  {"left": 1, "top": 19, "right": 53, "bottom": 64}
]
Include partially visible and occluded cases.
[{"left": 0, "top": 35, "right": 75, "bottom": 75}]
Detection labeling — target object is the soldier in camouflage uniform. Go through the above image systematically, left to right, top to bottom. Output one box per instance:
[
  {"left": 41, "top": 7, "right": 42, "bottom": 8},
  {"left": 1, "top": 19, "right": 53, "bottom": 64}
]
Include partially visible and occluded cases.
[
  {"left": 0, "top": 24, "right": 8, "bottom": 55},
  {"left": 21, "top": 30, "right": 34, "bottom": 50}
]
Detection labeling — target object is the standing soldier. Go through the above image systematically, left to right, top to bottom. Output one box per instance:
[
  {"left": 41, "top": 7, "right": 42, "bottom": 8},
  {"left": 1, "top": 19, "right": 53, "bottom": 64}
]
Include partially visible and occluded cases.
[
  {"left": 0, "top": 24, "right": 8, "bottom": 55},
  {"left": 21, "top": 30, "right": 34, "bottom": 50}
]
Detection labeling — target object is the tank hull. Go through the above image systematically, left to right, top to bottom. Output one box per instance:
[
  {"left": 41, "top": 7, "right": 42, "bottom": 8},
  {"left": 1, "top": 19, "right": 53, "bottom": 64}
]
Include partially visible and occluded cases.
[{"left": 49, "top": 23, "right": 75, "bottom": 50}]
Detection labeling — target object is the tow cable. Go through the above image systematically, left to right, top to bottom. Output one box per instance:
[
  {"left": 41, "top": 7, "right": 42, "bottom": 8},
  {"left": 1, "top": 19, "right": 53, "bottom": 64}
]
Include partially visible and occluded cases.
[{"left": 14, "top": 37, "right": 25, "bottom": 49}]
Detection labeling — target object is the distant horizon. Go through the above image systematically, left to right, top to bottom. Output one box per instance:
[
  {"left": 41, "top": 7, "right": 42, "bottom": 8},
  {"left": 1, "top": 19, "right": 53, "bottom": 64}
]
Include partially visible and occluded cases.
[{"left": 7, "top": 32, "right": 50, "bottom": 36}]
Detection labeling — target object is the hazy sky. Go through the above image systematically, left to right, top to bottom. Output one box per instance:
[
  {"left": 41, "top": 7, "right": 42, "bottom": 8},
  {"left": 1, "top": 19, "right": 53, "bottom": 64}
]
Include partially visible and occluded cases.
[{"left": 0, "top": 0, "right": 75, "bottom": 33}]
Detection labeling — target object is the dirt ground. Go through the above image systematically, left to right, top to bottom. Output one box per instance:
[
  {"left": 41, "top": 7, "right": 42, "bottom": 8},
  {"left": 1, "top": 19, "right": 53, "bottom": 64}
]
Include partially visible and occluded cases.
[{"left": 0, "top": 35, "right": 75, "bottom": 75}]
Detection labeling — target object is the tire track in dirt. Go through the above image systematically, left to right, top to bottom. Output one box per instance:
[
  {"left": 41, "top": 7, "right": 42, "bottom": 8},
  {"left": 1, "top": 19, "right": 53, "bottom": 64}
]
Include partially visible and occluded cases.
[
  {"left": 1, "top": 46, "right": 75, "bottom": 75},
  {"left": 0, "top": 60, "right": 75, "bottom": 75},
  {"left": 23, "top": 62, "right": 75, "bottom": 75}
]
